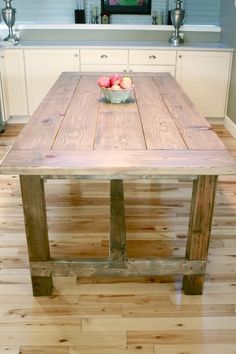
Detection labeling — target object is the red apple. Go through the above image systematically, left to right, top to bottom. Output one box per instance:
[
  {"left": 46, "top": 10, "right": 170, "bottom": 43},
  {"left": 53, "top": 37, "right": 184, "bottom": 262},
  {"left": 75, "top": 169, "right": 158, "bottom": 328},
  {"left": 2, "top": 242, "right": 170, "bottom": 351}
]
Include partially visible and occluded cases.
[
  {"left": 110, "top": 74, "right": 122, "bottom": 86},
  {"left": 97, "top": 76, "right": 110, "bottom": 88},
  {"left": 120, "top": 77, "right": 132, "bottom": 89},
  {"left": 110, "top": 84, "right": 122, "bottom": 90}
]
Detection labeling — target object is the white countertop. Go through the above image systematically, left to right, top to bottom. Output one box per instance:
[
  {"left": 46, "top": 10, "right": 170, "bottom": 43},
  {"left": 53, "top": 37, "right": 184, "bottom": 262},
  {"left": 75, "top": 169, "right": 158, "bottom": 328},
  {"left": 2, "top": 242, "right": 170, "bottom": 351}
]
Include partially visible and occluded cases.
[{"left": 0, "top": 40, "right": 233, "bottom": 51}]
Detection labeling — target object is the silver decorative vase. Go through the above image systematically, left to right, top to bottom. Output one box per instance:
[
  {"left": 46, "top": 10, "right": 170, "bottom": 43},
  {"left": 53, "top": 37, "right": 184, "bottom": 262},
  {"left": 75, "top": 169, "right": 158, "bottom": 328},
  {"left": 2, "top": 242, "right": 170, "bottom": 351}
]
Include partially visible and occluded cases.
[
  {"left": 2, "top": 0, "right": 19, "bottom": 44},
  {"left": 169, "top": 0, "right": 185, "bottom": 45}
]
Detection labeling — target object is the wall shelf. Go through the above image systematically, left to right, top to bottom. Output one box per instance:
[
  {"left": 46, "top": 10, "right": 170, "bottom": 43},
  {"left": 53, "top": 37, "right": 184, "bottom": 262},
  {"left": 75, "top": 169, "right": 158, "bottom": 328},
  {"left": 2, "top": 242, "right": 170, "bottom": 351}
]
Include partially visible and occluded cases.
[{"left": 0, "top": 23, "right": 221, "bottom": 32}]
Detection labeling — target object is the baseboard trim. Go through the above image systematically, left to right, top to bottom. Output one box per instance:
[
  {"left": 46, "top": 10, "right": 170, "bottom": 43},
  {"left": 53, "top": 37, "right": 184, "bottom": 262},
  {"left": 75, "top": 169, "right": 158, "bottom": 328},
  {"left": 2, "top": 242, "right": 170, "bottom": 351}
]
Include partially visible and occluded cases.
[
  {"left": 7, "top": 116, "right": 29, "bottom": 124},
  {"left": 224, "top": 116, "right": 236, "bottom": 139},
  {"left": 206, "top": 117, "right": 224, "bottom": 125}
]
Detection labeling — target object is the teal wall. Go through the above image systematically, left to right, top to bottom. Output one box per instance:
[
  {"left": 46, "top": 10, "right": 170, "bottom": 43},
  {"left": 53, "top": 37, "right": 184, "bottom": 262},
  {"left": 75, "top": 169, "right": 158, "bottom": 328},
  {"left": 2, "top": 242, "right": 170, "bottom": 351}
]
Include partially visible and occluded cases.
[
  {"left": 184, "top": 0, "right": 221, "bottom": 25},
  {"left": 220, "top": 0, "right": 236, "bottom": 123}
]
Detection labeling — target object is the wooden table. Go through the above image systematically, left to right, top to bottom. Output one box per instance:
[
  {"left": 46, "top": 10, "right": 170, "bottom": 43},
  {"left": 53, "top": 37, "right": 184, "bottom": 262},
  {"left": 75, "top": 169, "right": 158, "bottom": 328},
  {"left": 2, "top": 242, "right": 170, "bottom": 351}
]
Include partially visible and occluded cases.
[{"left": 1, "top": 73, "right": 236, "bottom": 296}]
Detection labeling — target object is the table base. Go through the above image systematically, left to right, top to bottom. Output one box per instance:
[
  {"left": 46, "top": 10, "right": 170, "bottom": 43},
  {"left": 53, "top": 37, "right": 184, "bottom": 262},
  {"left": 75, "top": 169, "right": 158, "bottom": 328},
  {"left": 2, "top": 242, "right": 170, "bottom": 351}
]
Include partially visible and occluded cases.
[{"left": 20, "top": 175, "right": 217, "bottom": 297}]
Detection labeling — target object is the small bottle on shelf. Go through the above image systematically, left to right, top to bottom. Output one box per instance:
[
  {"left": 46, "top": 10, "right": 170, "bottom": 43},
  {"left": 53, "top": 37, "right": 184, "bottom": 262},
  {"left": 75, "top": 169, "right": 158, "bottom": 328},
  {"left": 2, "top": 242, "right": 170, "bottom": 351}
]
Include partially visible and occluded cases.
[{"left": 101, "top": 13, "right": 110, "bottom": 24}]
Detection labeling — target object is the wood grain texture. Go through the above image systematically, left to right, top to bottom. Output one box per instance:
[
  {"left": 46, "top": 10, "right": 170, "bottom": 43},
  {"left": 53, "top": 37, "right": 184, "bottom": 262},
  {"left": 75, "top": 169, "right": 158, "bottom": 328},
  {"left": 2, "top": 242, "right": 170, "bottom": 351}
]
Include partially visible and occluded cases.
[
  {"left": 1, "top": 73, "right": 235, "bottom": 179},
  {"left": 12, "top": 73, "right": 80, "bottom": 151},
  {"left": 154, "top": 74, "right": 226, "bottom": 150},
  {"left": 53, "top": 76, "right": 101, "bottom": 151},
  {"left": 133, "top": 76, "right": 187, "bottom": 149},
  {"left": 94, "top": 91, "right": 146, "bottom": 150},
  {"left": 1, "top": 149, "right": 236, "bottom": 176},
  {"left": 20, "top": 175, "right": 53, "bottom": 296},
  {"left": 183, "top": 175, "right": 218, "bottom": 295},
  {"left": 110, "top": 180, "right": 127, "bottom": 261},
  {"left": 30, "top": 258, "right": 205, "bottom": 277},
  {"left": 127, "top": 330, "right": 236, "bottom": 345},
  {"left": 154, "top": 344, "right": 236, "bottom": 354}
]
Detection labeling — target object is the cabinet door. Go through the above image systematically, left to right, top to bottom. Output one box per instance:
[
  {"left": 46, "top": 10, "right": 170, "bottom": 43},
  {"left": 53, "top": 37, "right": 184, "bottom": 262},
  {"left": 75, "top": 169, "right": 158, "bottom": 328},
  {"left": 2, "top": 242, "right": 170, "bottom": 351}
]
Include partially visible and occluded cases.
[
  {"left": 1, "top": 49, "right": 28, "bottom": 119},
  {"left": 24, "top": 49, "right": 79, "bottom": 115},
  {"left": 176, "top": 51, "right": 232, "bottom": 118}
]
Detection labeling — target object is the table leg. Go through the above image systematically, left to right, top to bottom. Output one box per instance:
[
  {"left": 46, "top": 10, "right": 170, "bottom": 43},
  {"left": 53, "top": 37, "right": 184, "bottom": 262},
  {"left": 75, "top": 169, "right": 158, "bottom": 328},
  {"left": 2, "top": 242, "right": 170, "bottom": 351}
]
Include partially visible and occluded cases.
[
  {"left": 20, "top": 175, "right": 53, "bottom": 296},
  {"left": 183, "top": 175, "right": 218, "bottom": 295},
  {"left": 110, "top": 180, "right": 127, "bottom": 261}
]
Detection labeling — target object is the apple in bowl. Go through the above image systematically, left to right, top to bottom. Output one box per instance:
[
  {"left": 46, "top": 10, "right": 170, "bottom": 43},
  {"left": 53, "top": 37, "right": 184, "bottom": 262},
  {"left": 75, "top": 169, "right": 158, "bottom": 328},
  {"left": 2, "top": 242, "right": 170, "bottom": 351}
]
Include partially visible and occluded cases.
[
  {"left": 97, "top": 74, "right": 134, "bottom": 103},
  {"left": 110, "top": 74, "right": 122, "bottom": 86},
  {"left": 97, "top": 76, "right": 110, "bottom": 89},
  {"left": 120, "top": 77, "right": 133, "bottom": 89}
]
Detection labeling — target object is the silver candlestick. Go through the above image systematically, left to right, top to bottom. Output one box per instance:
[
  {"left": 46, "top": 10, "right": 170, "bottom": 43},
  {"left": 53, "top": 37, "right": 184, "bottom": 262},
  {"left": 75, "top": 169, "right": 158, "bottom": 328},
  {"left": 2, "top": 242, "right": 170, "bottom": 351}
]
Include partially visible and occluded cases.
[
  {"left": 2, "top": 0, "right": 19, "bottom": 44},
  {"left": 169, "top": 0, "right": 185, "bottom": 45}
]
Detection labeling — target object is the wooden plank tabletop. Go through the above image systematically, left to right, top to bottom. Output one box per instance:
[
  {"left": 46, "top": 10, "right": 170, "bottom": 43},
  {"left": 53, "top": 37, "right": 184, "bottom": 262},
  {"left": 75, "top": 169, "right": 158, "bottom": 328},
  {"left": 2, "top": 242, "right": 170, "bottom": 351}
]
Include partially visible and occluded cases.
[{"left": 1, "top": 72, "right": 236, "bottom": 177}]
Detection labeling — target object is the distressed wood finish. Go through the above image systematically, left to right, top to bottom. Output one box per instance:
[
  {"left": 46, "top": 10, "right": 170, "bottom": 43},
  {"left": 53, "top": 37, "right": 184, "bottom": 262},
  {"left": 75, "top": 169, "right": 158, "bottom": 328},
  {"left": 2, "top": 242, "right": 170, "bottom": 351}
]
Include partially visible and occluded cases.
[
  {"left": 1, "top": 73, "right": 236, "bottom": 297},
  {"left": 13, "top": 73, "right": 80, "bottom": 151},
  {"left": 154, "top": 74, "right": 226, "bottom": 150},
  {"left": 53, "top": 76, "right": 101, "bottom": 151},
  {"left": 132, "top": 76, "right": 187, "bottom": 149},
  {"left": 94, "top": 90, "right": 146, "bottom": 150},
  {"left": 1, "top": 149, "right": 236, "bottom": 176},
  {"left": 183, "top": 175, "right": 218, "bottom": 294},
  {"left": 19, "top": 176, "right": 53, "bottom": 296},
  {"left": 110, "top": 180, "right": 127, "bottom": 261},
  {"left": 30, "top": 258, "right": 206, "bottom": 277}
]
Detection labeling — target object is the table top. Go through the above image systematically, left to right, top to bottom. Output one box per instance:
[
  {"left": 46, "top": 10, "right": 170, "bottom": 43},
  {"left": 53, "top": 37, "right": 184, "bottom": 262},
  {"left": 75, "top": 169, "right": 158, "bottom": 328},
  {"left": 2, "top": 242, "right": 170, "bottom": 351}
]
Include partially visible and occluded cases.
[{"left": 1, "top": 72, "right": 236, "bottom": 177}]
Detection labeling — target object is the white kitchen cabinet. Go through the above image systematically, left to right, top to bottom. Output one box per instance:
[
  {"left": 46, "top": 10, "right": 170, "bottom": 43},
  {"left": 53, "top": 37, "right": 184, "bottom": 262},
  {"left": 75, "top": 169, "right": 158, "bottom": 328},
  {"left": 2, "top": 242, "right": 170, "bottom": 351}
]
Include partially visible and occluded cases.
[
  {"left": 1, "top": 46, "right": 232, "bottom": 121},
  {"left": 0, "top": 49, "right": 28, "bottom": 120},
  {"left": 24, "top": 49, "right": 80, "bottom": 115},
  {"left": 80, "top": 49, "right": 128, "bottom": 72},
  {"left": 128, "top": 50, "right": 176, "bottom": 76},
  {"left": 176, "top": 51, "right": 232, "bottom": 118}
]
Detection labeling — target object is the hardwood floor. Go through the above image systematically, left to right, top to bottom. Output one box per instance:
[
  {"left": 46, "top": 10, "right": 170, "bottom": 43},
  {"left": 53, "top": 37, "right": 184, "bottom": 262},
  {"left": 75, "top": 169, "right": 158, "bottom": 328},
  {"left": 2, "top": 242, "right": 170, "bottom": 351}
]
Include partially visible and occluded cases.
[{"left": 0, "top": 123, "right": 236, "bottom": 354}]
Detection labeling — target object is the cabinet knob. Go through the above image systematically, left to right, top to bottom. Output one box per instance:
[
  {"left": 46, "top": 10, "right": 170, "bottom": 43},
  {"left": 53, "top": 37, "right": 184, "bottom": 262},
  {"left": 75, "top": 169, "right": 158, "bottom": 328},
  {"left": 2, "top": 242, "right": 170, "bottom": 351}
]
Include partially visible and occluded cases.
[
  {"left": 74, "top": 53, "right": 79, "bottom": 57},
  {"left": 100, "top": 54, "right": 108, "bottom": 59},
  {"left": 1, "top": 55, "right": 4, "bottom": 59},
  {"left": 149, "top": 55, "right": 156, "bottom": 60},
  {"left": 179, "top": 55, "right": 182, "bottom": 58}
]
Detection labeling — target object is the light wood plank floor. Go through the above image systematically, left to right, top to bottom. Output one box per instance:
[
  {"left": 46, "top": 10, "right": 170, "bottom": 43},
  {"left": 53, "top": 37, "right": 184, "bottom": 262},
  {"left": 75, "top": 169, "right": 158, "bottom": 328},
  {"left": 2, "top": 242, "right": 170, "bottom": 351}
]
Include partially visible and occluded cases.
[{"left": 0, "top": 123, "right": 236, "bottom": 354}]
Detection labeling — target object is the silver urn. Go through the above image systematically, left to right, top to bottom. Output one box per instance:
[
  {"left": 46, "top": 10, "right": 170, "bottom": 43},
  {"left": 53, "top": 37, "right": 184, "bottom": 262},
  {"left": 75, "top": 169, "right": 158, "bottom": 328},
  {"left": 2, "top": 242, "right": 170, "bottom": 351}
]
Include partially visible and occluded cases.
[
  {"left": 2, "top": 0, "right": 19, "bottom": 44},
  {"left": 169, "top": 0, "right": 185, "bottom": 45}
]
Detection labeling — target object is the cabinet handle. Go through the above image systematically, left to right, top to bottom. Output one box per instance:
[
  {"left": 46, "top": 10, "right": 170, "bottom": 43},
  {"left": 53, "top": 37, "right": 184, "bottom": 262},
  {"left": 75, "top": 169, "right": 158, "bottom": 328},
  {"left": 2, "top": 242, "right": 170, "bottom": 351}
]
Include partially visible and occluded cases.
[
  {"left": 100, "top": 54, "right": 108, "bottom": 59},
  {"left": 1, "top": 55, "right": 4, "bottom": 59},
  {"left": 149, "top": 55, "right": 156, "bottom": 60}
]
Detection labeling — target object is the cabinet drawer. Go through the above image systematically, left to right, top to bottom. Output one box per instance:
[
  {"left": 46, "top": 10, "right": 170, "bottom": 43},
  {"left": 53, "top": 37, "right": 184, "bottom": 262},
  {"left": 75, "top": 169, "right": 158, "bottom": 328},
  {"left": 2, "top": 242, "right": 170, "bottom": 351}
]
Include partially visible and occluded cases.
[
  {"left": 80, "top": 49, "right": 128, "bottom": 65},
  {"left": 129, "top": 50, "right": 176, "bottom": 65},
  {"left": 81, "top": 64, "right": 127, "bottom": 72},
  {"left": 129, "top": 65, "right": 176, "bottom": 76}
]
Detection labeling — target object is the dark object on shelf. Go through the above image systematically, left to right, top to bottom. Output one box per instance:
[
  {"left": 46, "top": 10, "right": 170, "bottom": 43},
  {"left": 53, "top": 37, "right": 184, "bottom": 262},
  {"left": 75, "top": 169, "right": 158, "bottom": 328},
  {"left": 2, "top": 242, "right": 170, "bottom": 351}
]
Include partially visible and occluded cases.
[
  {"left": 101, "top": 0, "right": 151, "bottom": 15},
  {"left": 74, "top": 9, "right": 85, "bottom": 23},
  {"left": 167, "top": 10, "right": 172, "bottom": 25},
  {"left": 101, "top": 13, "right": 110, "bottom": 24}
]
